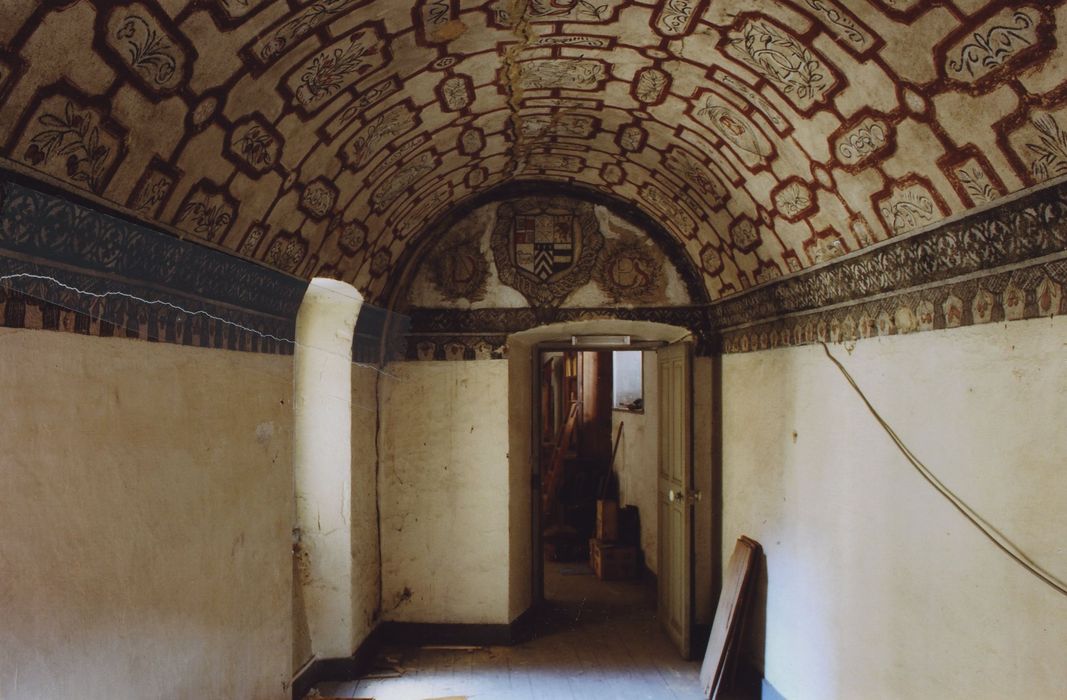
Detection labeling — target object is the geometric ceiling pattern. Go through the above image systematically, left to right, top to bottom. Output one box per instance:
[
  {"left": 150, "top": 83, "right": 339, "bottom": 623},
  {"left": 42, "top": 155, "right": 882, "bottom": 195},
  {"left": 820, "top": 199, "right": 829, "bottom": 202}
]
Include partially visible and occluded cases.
[{"left": 1, "top": 0, "right": 1066, "bottom": 304}]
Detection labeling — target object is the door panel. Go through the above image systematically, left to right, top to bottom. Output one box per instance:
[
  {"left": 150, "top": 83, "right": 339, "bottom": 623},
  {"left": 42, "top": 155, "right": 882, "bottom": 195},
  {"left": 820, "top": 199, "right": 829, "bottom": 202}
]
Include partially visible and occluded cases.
[{"left": 657, "top": 342, "right": 693, "bottom": 658}]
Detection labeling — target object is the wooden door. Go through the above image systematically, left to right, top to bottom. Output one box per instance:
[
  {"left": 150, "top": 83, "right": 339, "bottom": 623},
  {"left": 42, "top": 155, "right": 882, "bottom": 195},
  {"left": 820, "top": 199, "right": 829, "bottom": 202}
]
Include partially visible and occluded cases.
[{"left": 658, "top": 341, "right": 693, "bottom": 658}]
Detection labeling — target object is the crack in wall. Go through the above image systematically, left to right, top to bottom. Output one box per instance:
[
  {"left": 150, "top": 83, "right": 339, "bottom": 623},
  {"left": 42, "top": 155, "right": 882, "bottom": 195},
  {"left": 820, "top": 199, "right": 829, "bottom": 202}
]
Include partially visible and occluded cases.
[{"left": 501, "top": 0, "right": 536, "bottom": 177}]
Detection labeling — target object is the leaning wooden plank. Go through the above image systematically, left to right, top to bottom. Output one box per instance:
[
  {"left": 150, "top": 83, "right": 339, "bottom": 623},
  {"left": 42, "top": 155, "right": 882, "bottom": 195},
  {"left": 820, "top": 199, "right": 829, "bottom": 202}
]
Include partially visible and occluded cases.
[
  {"left": 542, "top": 400, "right": 581, "bottom": 518},
  {"left": 700, "top": 535, "right": 762, "bottom": 699},
  {"left": 720, "top": 537, "right": 762, "bottom": 694}
]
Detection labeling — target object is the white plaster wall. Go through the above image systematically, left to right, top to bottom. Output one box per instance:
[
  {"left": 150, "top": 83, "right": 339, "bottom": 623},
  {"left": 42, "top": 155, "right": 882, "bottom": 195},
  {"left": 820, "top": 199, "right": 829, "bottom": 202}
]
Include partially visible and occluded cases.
[
  {"left": 721, "top": 317, "right": 1067, "bottom": 699},
  {"left": 0, "top": 330, "right": 293, "bottom": 699},
  {"left": 612, "top": 352, "right": 660, "bottom": 573},
  {"left": 379, "top": 360, "right": 512, "bottom": 624}
]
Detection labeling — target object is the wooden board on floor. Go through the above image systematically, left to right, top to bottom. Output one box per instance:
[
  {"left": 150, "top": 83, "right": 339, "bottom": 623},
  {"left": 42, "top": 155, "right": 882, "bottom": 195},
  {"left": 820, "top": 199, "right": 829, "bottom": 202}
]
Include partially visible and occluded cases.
[{"left": 700, "top": 535, "right": 762, "bottom": 699}]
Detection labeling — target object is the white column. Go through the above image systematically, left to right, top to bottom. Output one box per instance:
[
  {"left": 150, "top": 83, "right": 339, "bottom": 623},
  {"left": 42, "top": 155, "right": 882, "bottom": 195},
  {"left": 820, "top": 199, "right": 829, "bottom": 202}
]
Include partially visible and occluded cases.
[{"left": 293, "top": 278, "right": 363, "bottom": 658}]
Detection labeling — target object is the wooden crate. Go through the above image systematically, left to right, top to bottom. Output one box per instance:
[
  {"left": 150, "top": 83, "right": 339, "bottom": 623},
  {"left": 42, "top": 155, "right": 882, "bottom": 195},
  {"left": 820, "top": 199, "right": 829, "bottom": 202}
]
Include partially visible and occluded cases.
[
  {"left": 596, "top": 499, "right": 618, "bottom": 541},
  {"left": 589, "top": 537, "right": 637, "bottom": 580}
]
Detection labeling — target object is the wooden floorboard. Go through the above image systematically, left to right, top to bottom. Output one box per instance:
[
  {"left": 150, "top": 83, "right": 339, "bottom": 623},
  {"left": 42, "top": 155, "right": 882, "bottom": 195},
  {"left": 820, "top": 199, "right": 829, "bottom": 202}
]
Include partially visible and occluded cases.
[{"left": 309, "top": 559, "right": 707, "bottom": 699}]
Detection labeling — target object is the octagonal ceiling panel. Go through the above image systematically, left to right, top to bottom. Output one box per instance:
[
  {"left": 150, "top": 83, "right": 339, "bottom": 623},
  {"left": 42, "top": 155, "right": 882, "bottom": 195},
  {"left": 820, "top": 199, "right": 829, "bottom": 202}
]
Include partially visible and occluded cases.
[{"left": 1, "top": 0, "right": 1065, "bottom": 304}]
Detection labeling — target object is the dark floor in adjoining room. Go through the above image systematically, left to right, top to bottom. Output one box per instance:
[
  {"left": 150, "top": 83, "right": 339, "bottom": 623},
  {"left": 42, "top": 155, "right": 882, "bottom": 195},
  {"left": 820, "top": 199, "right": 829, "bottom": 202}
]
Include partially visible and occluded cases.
[{"left": 310, "top": 559, "right": 708, "bottom": 699}]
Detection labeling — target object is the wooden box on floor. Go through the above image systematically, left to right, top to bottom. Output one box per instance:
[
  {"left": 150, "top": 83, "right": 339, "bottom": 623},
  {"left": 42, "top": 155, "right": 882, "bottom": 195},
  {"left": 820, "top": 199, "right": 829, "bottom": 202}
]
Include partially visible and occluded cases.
[
  {"left": 596, "top": 499, "right": 618, "bottom": 541},
  {"left": 589, "top": 537, "right": 637, "bottom": 580}
]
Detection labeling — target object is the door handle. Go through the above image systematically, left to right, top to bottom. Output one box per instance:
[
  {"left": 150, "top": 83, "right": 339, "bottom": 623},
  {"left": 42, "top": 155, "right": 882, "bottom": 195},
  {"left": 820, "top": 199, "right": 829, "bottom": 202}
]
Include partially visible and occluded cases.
[{"left": 668, "top": 489, "right": 703, "bottom": 504}]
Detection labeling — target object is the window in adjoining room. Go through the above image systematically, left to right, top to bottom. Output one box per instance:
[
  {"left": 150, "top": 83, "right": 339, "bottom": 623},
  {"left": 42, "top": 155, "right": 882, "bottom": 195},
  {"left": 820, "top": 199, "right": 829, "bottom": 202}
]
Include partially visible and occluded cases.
[{"left": 612, "top": 350, "right": 643, "bottom": 412}]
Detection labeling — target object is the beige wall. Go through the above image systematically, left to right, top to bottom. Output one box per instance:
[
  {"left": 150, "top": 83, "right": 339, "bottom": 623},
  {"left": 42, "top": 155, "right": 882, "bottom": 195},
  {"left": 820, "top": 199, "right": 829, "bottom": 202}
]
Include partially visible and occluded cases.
[
  {"left": 721, "top": 317, "right": 1067, "bottom": 699},
  {"left": 0, "top": 330, "right": 294, "bottom": 699},
  {"left": 378, "top": 360, "right": 513, "bottom": 624}
]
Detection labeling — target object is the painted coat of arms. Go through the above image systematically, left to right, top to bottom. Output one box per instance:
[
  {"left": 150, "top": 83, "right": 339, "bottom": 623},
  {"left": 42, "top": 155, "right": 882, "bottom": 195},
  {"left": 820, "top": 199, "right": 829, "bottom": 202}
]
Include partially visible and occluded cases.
[
  {"left": 492, "top": 197, "right": 603, "bottom": 306},
  {"left": 514, "top": 212, "right": 574, "bottom": 280}
]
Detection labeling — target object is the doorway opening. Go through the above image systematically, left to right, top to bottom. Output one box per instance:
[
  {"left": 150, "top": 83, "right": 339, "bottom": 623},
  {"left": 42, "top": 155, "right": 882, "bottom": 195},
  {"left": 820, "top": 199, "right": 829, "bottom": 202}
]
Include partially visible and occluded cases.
[
  {"left": 508, "top": 319, "right": 701, "bottom": 660},
  {"left": 528, "top": 332, "right": 690, "bottom": 646},
  {"left": 537, "top": 347, "right": 647, "bottom": 579}
]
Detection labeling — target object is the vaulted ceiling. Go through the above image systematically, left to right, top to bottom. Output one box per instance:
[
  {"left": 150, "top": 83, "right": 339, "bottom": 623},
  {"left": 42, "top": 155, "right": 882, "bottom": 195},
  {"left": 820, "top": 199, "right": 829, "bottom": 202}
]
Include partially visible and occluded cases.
[{"left": 1, "top": 0, "right": 1065, "bottom": 305}]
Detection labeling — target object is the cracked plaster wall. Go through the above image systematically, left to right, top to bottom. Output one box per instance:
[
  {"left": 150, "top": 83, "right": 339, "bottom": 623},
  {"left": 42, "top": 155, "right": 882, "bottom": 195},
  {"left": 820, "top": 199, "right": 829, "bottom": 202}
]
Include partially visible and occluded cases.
[{"left": 378, "top": 360, "right": 513, "bottom": 624}]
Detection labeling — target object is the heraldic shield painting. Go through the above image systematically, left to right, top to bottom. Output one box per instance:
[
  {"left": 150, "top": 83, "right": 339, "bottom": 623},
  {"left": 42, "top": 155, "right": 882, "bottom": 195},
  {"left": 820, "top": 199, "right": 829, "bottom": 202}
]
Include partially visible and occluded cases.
[
  {"left": 492, "top": 197, "right": 604, "bottom": 307},
  {"left": 514, "top": 211, "right": 575, "bottom": 281}
]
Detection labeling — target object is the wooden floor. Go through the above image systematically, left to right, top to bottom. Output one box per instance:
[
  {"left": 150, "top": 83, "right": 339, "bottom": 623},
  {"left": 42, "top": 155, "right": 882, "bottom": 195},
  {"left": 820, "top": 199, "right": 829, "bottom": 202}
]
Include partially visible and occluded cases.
[{"left": 310, "top": 560, "right": 708, "bottom": 699}]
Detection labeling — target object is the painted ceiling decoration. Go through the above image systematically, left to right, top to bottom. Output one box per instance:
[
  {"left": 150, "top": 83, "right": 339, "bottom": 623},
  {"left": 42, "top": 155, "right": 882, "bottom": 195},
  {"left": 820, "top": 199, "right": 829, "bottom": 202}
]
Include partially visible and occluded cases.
[
  {"left": 2, "top": 0, "right": 1066, "bottom": 309},
  {"left": 400, "top": 177, "right": 1067, "bottom": 360},
  {"left": 384, "top": 181, "right": 711, "bottom": 360},
  {"left": 405, "top": 193, "right": 693, "bottom": 309}
]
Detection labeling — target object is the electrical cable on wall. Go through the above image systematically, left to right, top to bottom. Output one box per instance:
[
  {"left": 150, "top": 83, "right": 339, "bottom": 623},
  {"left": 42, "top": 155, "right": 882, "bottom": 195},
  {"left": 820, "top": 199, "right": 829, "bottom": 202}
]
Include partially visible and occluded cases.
[
  {"left": 0, "top": 271, "right": 401, "bottom": 381},
  {"left": 1, "top": 271, "right": 294, "bottom": 343},
  {"left": 14, "top": 271, "right": 1063, "bottom": 598},
  {"left": 820, "top": 342, "right": 1067, "bottom": 598}
]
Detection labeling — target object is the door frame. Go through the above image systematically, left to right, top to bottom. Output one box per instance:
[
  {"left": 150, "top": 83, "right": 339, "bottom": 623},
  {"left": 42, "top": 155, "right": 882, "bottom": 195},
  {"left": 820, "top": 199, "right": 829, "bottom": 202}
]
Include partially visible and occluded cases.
[{"left": 528, "top": 338, "right": 687, "bottom": 608}]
